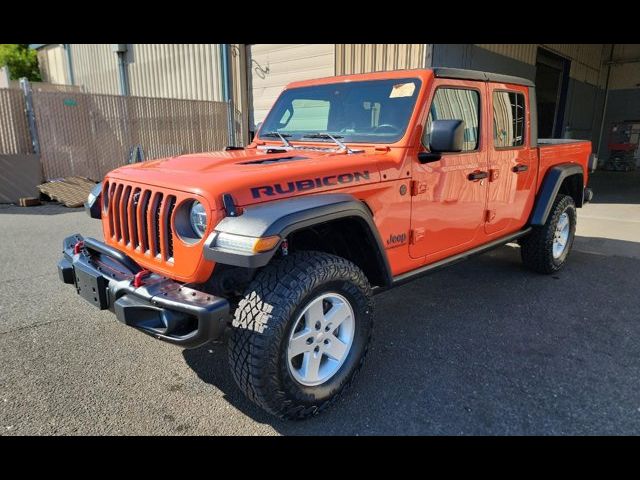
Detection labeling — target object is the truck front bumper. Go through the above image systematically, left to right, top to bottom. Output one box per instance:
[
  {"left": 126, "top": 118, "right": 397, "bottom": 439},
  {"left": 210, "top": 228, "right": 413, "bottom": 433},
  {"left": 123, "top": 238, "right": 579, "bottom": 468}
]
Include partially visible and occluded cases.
[{"left": 57, "top": 234, "right": 230, "bottom": 349}]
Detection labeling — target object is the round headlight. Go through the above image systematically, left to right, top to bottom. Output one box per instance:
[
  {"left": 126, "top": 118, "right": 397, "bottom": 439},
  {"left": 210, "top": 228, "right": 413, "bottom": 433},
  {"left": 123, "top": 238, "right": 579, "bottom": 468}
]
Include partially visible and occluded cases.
[{"left": 189, "top": 201, "right": 208, "bottom": 238}]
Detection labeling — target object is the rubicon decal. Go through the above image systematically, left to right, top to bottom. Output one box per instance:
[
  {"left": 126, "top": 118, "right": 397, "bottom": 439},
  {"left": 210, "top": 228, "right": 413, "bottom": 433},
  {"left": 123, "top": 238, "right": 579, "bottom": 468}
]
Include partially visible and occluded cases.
[{"left": 251, "top": 171, "right": 371, "bottom": 199}]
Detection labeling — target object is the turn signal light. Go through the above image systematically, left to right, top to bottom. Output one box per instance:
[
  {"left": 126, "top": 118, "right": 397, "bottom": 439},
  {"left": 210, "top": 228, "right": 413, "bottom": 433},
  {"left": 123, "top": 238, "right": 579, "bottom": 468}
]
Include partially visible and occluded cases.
[
  {"left": 214, "top": 232, "right": 281, "bottom": 253},
  {"left": 253, "top": 236, "right": 281, "bottom": 253}
]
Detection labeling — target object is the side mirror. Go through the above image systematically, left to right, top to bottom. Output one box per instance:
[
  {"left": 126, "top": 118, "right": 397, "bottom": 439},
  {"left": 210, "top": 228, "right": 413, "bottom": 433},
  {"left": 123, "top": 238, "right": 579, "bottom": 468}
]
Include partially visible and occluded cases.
[{"left": 429, "top": 119, "right": 465, "bottom": 153}]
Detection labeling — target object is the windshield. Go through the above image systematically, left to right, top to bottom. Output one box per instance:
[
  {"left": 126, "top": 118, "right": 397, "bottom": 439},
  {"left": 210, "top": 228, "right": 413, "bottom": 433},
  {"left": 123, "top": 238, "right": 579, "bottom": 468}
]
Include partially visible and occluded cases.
[{"left": 258, "top": 78, "right": 422, "bottom": 144}]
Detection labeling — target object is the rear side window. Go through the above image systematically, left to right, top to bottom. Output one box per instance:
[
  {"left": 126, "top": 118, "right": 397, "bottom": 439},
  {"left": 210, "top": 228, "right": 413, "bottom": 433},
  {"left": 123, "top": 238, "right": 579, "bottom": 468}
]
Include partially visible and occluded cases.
[
  {"left": 424, "top": 88, "right": 480, "bottom": 152},
  {"left": 493, "top": 91, "right": 525, "bottom": 148}
]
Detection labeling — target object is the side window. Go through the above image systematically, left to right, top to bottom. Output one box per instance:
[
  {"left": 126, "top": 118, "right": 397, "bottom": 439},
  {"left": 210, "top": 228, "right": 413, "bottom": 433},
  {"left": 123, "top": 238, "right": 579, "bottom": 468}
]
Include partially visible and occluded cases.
[
  {"left": 424, "top": 88, "right": 480, "bottom": 152},
  {"left": 493, "top": 91, "right": 525, "bottom": 148}
]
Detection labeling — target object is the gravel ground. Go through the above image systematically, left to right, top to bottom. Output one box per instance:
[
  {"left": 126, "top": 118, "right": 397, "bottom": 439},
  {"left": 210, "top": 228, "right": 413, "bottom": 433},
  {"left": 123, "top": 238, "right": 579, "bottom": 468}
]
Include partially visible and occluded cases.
[{"left": 1, "top": 181, "right": 639, "bottom": 435}]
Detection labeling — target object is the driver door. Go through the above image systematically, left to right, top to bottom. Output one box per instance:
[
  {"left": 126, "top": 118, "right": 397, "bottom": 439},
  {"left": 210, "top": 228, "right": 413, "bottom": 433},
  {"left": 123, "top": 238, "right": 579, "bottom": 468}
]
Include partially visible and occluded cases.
[{"left": 409, "top": 80, "right": 489, "bottom": 260}]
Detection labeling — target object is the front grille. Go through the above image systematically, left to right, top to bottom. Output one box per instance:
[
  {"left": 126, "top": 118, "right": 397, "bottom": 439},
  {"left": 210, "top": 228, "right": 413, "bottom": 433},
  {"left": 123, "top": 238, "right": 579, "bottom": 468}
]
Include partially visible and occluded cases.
[
  {"left": 106, "top": 181, "right": 176, "bottom": 262},
  {"left": 166, "top": 197, "right": 176, "bottom": 259}
]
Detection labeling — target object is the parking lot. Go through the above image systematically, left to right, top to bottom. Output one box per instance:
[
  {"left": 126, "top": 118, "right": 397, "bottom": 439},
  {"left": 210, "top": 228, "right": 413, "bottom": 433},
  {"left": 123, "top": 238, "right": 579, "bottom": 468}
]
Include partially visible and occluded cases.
[{"left": 1, "top": 171, "right": 639, "bottom": 435}]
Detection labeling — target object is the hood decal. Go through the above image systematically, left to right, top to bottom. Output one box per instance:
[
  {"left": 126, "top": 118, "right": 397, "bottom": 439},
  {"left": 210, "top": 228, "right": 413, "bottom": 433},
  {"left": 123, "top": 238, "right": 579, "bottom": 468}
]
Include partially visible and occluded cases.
[{"left": 250, "top": 170, "right": 371, "bottom": 199}]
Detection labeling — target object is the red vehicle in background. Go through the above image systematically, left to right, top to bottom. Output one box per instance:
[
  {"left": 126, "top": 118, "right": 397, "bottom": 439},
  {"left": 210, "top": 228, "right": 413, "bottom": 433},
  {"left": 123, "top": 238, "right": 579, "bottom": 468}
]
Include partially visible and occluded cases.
[
  {"left": 59, "top": 68, "right": 595, "bottom": 419},
  {"left": 604, "top": 121, "right": 639, "bottom": 171}
]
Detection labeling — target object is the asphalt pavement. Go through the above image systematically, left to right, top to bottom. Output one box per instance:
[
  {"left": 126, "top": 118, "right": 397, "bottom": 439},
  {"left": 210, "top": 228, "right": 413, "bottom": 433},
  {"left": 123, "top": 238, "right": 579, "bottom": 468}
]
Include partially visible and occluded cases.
[{"left": 1, "top": 174, "right": 639, "bottom": 435}]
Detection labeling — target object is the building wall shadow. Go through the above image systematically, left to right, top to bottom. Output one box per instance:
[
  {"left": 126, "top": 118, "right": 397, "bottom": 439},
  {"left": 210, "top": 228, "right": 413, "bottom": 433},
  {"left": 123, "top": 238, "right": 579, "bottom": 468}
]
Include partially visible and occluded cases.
[
  {"left": 587, "top": 170, "right": 639, "bottom": 205},
  {"left": 0, "top": 203, "right": 82, "bottom": 216}
]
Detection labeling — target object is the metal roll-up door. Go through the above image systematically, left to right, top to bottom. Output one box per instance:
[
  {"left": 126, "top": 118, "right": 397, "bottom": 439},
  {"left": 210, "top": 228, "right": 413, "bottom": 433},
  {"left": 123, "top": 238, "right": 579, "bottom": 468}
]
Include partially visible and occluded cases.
[{"left": 247, "top": 44, "right": 335, "bottom": 134}]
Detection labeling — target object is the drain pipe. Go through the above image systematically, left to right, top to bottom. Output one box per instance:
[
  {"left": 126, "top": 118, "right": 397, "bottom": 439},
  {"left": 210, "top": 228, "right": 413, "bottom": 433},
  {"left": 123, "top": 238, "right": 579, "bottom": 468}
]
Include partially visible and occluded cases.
[
  {"left": 423, "top": 43, "right": 433, "bottom": 67},
  {"left": 63, "top": 44, "right": 75, "bottom": 85},
  {"left": 112, "top": 44, "right": 129, "bottom": 96},
  {"left": 219, "top": 44, "right": 236, "bottom": 146},
  {"left": 596, "top": 44, "right": 615, "bottom": 159}
]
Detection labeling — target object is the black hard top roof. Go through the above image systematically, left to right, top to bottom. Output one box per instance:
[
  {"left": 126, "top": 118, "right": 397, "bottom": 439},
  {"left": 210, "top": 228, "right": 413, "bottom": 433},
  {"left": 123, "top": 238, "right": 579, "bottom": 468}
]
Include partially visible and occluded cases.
[{"left": 432, "top": 67, "right": 535, "bottom": 87}]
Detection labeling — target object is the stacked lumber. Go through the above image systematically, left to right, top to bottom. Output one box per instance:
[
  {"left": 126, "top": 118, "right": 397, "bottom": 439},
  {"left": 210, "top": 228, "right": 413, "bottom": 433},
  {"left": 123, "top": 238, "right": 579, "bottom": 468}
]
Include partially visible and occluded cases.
[
  {"left": 37, "top": 177, "right": 97, "bottom": 208},
  {"left": 18, "top": 197, "right": 41, "bottom": 207}
]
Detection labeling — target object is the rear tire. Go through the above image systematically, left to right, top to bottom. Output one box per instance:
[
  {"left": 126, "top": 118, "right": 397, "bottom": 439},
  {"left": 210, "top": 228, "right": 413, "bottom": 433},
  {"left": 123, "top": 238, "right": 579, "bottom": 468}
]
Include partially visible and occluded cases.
[
  {"left": 521, "top": 194, "right": 577, "bottom": 274},
  {"left": 227, "top": 251, "right": 374, "bottom": 420}
]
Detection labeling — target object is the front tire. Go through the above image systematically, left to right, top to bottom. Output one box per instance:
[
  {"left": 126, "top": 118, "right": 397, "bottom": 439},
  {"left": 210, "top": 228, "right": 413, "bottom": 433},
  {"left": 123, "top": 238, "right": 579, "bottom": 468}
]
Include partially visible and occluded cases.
[
  {"left": 521, "top": 194, "right": 577, "bottom": 274},
  {"left": 227, "top": 251, "right": 374, "bottom": 420}
]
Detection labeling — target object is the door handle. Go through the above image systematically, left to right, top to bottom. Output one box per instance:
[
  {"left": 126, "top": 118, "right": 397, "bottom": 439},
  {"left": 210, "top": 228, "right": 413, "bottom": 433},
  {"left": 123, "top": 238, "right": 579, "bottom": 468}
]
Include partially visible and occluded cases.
[
  {"left": 512, "top": 164, "right": 528, "bottom": 173},
  {"left": 468, "top": 171, "right": 489, "bottom": 181}
]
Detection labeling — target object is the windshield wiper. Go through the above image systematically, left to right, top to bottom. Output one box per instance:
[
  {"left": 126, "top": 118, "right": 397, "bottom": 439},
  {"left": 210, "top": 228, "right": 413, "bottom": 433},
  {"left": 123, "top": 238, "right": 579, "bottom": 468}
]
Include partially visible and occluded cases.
[
  {"left": 262, "top": 131, "right": 293, "bottom": 149},
  {"left": 302, "top": 133, "right": 358, "bottom": 153}
]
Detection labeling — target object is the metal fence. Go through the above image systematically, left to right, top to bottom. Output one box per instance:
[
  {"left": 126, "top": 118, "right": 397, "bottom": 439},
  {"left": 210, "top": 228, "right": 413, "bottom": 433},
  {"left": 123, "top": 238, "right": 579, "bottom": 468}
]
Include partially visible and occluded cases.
[
  {"left": 0, "top": 88, "right": 32, "bottom": 155},
  {"left": 32, "top": 90, "right": 239, "bottom": 180}
]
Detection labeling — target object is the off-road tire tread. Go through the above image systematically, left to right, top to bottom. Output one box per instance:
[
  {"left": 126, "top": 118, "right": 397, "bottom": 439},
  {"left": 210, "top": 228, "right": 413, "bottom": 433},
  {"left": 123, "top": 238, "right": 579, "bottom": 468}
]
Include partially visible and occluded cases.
[
  {"left": 521, "top": 194, "right": 576, "bottom": 274},
  {"left": 228, "top": 250, "right": 373, "bottom": 420}
]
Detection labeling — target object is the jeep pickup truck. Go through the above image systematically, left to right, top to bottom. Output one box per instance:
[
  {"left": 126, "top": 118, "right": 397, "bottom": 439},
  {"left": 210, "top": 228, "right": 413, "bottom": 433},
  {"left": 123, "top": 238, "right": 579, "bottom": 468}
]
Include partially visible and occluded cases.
[{"left": 59, "top": 68, "right": 595, "bottom": 419}]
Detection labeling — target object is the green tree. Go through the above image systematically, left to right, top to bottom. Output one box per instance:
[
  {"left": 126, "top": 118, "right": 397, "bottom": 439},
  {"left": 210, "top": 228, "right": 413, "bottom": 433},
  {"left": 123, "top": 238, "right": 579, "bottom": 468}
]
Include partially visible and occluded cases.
[{"left": 0, "top": 44, "right": 42, "bottom": 81}]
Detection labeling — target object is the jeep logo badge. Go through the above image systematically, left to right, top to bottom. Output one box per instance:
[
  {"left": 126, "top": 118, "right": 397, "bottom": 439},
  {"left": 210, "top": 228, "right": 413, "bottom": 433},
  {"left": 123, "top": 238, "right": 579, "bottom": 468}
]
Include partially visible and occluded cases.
[{"left": 387, "top": 232, "right": 407, "bottom": 247}]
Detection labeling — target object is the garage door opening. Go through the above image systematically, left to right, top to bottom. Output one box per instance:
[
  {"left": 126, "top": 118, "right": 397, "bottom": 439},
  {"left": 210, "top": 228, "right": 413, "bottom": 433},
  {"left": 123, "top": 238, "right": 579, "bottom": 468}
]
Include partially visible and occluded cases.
[{"left": 535, "top": 48, "right": 570, "bottom": 138}]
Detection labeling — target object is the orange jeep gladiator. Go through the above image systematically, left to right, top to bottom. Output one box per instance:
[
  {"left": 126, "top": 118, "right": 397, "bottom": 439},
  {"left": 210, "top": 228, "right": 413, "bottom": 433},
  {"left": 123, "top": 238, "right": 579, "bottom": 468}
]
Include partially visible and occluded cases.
[{"left": 59, "top": 68, "right": 596, "bottom": 419}]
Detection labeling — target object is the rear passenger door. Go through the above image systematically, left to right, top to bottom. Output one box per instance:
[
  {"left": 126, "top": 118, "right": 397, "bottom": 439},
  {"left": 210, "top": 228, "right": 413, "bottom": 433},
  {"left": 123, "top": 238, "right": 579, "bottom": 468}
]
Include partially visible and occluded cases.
[
  {"left": 409, "top": 80, "right": 489, "bottom": 260},
  {"left": 485, "top": 85, "right": 537, "bottom": 235}
]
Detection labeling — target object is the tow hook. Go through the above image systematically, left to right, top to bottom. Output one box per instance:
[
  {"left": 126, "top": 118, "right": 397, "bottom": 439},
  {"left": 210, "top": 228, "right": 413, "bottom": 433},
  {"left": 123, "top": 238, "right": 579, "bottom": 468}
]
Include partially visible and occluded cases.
[
  {"left": 73, "top": 241, "right": 85, "bottom": 254},
  {"left": 132, "top": 270, "right": 151, "bottom": 288}
]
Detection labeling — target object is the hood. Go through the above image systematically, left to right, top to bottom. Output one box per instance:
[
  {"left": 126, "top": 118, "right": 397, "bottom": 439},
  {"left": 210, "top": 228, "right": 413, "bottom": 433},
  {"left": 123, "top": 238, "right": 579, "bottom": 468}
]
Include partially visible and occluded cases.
[{"left": 106, "top": 147, "right": 383, "bottom": 208}]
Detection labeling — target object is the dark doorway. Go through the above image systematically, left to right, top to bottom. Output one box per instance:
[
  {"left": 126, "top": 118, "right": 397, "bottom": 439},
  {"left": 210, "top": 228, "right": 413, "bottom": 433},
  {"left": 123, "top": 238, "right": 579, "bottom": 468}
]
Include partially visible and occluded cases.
[{"left": 535, "top": 48, "right": 571, "bottom": 138}]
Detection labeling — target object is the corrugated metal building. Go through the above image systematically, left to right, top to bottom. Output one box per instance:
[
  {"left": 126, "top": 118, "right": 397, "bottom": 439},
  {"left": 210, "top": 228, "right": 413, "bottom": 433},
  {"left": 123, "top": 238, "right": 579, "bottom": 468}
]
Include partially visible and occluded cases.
[
  {"left": 33, "top": 43, "right": 640, "bottom": 160},
  {"left": 36, "top": 44, "right": 225, "bottom": 99},
  {"left": 247, "top": 44, "right": 335, "bottom": 128}
]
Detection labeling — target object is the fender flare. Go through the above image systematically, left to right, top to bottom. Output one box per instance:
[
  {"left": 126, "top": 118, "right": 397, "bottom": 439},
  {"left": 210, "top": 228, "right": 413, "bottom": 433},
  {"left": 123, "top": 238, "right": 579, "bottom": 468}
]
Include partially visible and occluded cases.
[
  {"left": 530, "top": 163, "right": 584, "bottom": 226},
  {"left": 203, "top": 193, "right": 392, "bottom": 285}
]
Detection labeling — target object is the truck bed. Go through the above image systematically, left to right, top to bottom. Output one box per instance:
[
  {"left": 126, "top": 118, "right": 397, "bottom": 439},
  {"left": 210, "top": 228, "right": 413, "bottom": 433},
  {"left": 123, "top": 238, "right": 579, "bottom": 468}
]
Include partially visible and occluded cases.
[
  {"left": 535, "top": 138, "right": 592, "bottom": 190},
  {"left": 537, "top": 138, "right": 591, "bottom": 146}
]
